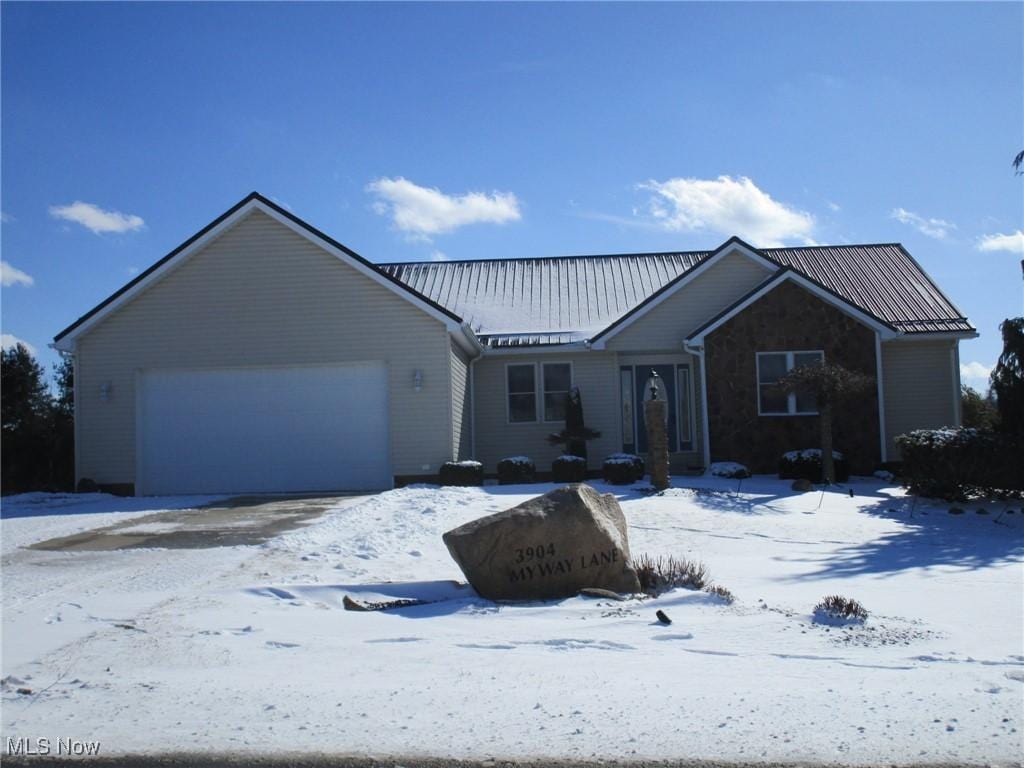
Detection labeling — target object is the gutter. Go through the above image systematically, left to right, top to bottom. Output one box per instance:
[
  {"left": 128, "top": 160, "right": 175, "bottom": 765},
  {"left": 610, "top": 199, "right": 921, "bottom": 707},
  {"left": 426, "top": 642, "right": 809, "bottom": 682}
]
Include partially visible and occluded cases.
[
  {"left": 456, "top": 322, "right": 486, "bottom": 356},
  {"left": 887, "top": 330, "right": 978, "bottom": 342},
  {"left": 481, "top": 340, "right": 590, "bottom": 356}
]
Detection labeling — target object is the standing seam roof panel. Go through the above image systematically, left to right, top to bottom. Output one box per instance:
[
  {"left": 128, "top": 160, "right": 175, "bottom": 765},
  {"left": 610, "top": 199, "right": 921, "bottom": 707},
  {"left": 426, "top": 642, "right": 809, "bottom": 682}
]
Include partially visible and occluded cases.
[{"left": 376, "top": 243, "right": 971, "bottom": 338}]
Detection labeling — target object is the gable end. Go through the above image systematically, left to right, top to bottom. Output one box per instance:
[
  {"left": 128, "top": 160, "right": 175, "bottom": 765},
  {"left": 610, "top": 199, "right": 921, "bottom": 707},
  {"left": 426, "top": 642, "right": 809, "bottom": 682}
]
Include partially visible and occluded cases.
[
  {"left": 53, "top": 192, "right": 465, "bottom": 350},
  {"left": 590, "top": 238, "right": 779, "bottom": 348}
]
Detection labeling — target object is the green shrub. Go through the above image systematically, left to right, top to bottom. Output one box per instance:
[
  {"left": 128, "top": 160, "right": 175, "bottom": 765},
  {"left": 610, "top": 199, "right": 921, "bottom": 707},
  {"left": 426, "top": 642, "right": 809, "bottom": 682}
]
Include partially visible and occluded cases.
[
  {"left": 895, "top": 428, "right": 1023, "bottom": 501},
  {"left": 778, "top": 449, "right": 849, "bottom": 483},
  {"left": 602, "top": 453, "right": 644, "bottom": 484},
  {"left": 552, "top": 455, "right": 587, "bottom": 483},
  {"left": 496, "top": 456, "right": 535, "bottom": 485},
  {"left": 438, "top": 461, "right": 484, "bottom": 487}
]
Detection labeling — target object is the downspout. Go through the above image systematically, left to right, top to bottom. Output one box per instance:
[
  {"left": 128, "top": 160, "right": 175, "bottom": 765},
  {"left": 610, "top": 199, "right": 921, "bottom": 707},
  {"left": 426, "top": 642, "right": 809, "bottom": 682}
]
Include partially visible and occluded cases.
[
  {"left": 459, "top": 323, "right": 485, "bottom": 461},
  {"left": 875, "top": 333, "right": 888, "bottom": 463},
  {"left": 951, "top": 340, "right": 962, "bottom": 427},
  {"left": 683, "top": 341, "right": 711, "bottom": 470},
  {"left": 469, "top": 354, "right": 479, "bottom": 460}
]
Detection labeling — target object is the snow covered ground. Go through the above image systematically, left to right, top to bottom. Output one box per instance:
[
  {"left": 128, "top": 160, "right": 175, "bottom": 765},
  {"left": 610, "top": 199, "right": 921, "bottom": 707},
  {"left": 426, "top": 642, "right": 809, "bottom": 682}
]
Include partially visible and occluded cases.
[{"left": 2, "top": 478, "right": 1022, "bottom": 765}]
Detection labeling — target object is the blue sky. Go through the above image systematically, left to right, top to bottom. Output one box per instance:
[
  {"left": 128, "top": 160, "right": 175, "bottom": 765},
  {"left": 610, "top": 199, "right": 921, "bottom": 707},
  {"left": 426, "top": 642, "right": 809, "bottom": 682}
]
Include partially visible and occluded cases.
[{"left": 2, "top": 2, "right": 1021, "bottom": 390}]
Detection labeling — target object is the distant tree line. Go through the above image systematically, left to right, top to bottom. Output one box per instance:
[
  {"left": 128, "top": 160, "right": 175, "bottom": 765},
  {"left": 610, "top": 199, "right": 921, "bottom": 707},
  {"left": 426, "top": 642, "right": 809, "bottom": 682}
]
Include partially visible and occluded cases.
[{"left": 1, "top": 344, "right": 74, "bottom": 494}]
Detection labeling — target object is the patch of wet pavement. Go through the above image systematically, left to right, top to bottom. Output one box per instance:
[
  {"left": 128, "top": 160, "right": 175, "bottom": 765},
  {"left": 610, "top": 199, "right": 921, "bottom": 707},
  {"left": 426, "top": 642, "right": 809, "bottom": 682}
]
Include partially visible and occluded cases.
[{"left": 29, "top": 494, "right": 367, "bottom": 551}]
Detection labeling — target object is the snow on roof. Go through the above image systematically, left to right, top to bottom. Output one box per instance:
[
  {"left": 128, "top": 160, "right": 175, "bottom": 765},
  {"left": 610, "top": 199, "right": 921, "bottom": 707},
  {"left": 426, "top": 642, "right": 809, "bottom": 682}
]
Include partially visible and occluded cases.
[{"left": 379, "top": 244, "right": 973, "bottom": 345}]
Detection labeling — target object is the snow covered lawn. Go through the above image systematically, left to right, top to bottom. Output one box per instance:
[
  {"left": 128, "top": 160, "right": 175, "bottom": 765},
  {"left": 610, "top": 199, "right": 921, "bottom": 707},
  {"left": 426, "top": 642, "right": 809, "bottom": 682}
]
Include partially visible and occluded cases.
[{"left": 2, "top": 478, "right": 1022, "bottom": 765}]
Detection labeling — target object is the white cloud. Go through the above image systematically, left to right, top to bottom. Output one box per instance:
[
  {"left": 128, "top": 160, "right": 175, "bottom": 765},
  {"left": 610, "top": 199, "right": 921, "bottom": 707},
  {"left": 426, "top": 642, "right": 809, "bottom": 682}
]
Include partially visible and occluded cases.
[
  {"left": 636, "top": 176, "right": 815, "bottom": 247},
  {"left": 367, "top": 177, "right": 521, "bottom": 238},
  {"left": 49, "top": 201, "right": 145, "bottom": 234},
  {"left": 827, "top": 201, "right": 841, "bottom": 212},
  {"left": 889, "top": 208, "right": 955, "bottom": 240},
  {"left": 1, "top": 211, "right": 14, "bottom": 223},
  {"left": 977, "top": 230, "right": 1024, "bottom": 254},
  {"left": 429, "top": 250, "right": 449, "bottom": 262},
  {"left": 1, "top": 260, "right": 34, "bottom": 287},
  {"left": 0, "top": 334, "right": 35, "bottom": 355},
  {"left": 960, "top": 361, "right": 992, "bottom": 391}
]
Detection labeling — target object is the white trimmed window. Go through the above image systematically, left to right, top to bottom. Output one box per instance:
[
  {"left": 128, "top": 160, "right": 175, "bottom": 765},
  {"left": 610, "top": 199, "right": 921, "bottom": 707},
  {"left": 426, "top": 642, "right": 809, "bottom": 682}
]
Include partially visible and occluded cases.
[
  {"left": 756, "top": 351, "right": 824, "bottom": 415},
  {"left": 507, "top": 362, "right": 573, "bottom": 423},
  {"left": 542, "top": 363, "right": 572, "bottom": 422},
  {"left": 507, "top": 364, "right": 537, "bottom": 423}
]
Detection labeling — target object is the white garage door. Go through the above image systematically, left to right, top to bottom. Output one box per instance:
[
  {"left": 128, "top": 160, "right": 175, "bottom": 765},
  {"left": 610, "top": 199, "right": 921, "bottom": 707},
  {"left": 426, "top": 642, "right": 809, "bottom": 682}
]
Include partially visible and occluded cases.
[{"left": 138, "top": 363, "right": 390, "bottom": 495}]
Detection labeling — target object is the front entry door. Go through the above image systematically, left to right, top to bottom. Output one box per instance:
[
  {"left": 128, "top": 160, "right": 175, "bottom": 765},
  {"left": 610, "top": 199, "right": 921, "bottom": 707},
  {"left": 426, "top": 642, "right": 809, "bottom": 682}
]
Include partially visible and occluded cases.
[{"left": 620, "top": 363, "right": 695, "bottom": 455}]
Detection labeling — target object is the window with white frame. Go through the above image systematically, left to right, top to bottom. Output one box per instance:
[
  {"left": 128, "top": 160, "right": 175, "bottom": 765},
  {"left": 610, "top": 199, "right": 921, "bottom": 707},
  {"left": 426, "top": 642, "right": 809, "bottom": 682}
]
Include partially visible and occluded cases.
[
  {"left": 756, "top": 351, "right": 824, "bottom": 415},
  {"left": 507, "top": 362, "right": 573, "bottom": 423},
  {"left": 542, "top": 363, "right": 572, "bottom": 422},
  {"left": 507, "top": 364, "right": 537, "bottom": 423}
]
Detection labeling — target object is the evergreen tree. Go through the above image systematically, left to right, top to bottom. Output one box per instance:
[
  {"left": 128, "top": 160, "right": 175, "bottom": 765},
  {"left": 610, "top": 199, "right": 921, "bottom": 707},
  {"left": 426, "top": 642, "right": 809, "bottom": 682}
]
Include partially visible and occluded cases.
[
  {"left": 990, "top": 317, "right": 1024, "bottom": 436},
  {"left": 2, "top": 344, "right": 53, "bottom": 493},
  {"left": 52, "top": 355, "right": 76, "bottom": 488},
  {"left": 54, "top": 355, "right": 74, "bottom": 418},
  {"left": 961, "top": 384, "right": 999, "bottom": 430},
  {"left": 546, "top": 386, "right": 601, "bottom": 460}
]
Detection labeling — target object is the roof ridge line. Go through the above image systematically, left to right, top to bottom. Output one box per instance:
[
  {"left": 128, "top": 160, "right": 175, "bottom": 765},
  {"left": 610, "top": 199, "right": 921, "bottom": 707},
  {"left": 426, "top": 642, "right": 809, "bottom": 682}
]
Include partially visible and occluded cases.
[
  {"left": 378, "top": 242, "right": 908, "bottom": 266},
  {"left": 762, "top": 242, "right": 905, "bottom": 251},
  {"left": 379, "top": 250, "right": 711, "bottom": 266}
]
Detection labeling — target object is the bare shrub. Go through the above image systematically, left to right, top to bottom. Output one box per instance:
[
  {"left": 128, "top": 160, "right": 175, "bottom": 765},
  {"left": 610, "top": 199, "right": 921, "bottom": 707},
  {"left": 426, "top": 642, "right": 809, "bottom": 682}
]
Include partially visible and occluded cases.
[
  {"left": 632, "top": 554, "right": 708, "bottom": 596},
  {"left": 703, "top": 584, "right": 735, "bottom": 604},
  {"left": 813, "top": 595, "right": 868, "bottom": 623}
]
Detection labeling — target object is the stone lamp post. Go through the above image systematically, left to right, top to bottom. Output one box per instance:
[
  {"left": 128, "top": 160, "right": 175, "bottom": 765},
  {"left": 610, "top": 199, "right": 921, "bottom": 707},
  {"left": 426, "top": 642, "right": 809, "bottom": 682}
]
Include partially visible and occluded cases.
[{"left": 643, "top": 370, "right": 670, "bottom": 490}]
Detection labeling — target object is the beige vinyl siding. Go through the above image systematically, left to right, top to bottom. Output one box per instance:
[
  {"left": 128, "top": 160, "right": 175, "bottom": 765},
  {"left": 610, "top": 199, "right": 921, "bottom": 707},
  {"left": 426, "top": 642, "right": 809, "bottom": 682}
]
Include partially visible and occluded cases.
[
  {"left": 75, "top": 209, "right": 454, "bottom": 486},
  {"left": 605, "top": 249, "right": 774, "bottom": 351},
  {"left": 882, "top": 339, "right": 959, "bottom": 459},
  {"left": 450, "top": 341, "right": 472, "bottom": 460},
  {"left": 472, "top": 351, "right": 705, "bottom": 473},
  {"left": 473, "top": 353, "right": 621, "bottom": 472}
]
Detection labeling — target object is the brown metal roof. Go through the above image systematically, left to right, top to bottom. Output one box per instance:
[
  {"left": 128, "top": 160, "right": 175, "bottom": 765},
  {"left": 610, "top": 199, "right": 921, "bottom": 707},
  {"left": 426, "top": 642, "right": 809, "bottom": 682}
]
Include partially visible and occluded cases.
[
  {"left": 379, "top": 243, "right": 972, "bottom": 346},
  {"left": 764, "top": 244, "right": 973, "bottom": 335}
]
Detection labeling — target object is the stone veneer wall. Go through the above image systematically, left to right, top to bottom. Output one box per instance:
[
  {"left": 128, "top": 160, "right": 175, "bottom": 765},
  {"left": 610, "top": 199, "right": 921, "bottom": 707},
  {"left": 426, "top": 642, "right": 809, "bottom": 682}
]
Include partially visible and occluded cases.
[{"left": 704, "top": 281, "right": 880, "bottom": 474}]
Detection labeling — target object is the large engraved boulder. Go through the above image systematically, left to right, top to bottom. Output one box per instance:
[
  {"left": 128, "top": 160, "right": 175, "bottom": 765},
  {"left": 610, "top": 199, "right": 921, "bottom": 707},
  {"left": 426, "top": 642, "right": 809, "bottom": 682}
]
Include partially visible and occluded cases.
[{"left": 442, "top": 484, "right": 641, "bottom": 601}]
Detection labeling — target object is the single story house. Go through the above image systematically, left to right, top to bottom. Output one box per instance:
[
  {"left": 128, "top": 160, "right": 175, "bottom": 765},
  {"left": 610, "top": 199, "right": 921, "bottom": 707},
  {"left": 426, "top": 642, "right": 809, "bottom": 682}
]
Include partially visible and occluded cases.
[{"left": 53, "top": 192, "right": 977, "bottom": 495}]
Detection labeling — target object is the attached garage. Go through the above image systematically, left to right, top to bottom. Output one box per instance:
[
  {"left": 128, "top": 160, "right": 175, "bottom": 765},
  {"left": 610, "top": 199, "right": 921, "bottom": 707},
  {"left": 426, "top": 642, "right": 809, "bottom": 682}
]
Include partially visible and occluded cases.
[
  {"left": 55, "top": 194, "right": 481, "bottom": 496},
  {"left": 137, "top": 363, "right": 390, "bottom": 495}
]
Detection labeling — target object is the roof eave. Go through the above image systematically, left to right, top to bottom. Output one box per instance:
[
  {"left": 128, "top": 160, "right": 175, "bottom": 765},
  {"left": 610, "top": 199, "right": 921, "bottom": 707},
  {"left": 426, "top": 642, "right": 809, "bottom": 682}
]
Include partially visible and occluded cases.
[{"left": 889, "top": 330, "right": 979, "bottom": 341}]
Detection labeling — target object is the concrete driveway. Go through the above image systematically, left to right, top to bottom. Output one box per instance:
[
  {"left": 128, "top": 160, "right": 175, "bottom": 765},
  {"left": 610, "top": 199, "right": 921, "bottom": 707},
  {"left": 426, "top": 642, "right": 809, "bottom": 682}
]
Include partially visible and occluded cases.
[{"left": 29, "top": 494, "right": 370, "bottom": 551}]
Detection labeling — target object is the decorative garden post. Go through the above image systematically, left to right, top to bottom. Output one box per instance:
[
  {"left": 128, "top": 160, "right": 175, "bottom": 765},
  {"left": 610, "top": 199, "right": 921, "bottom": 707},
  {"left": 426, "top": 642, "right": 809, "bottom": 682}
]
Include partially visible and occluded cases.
[{"left": 643, "top": 371, "right": 670, "bottom": 490}]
